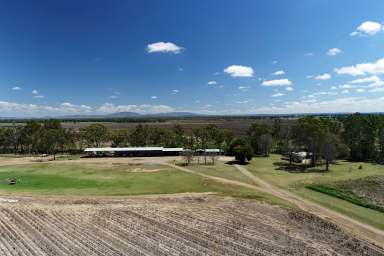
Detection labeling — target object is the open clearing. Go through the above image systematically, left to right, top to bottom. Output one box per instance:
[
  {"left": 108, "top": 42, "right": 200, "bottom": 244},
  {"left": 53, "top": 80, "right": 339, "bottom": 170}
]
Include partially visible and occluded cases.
[
  {"left": 0, "top": 155, "right": 383, "bottom": 254},
  {"left": 0, "top": 195, "right": 383, "bottom": 256}
]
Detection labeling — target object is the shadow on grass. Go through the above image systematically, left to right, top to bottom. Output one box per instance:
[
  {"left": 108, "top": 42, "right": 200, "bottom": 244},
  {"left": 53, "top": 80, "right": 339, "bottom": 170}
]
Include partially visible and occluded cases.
[
  {"left": 225, "top": 160, "right": 249, "bottom": 166},
  {"left": 273, "top": 161, "right": 327, "bottom": 173}
]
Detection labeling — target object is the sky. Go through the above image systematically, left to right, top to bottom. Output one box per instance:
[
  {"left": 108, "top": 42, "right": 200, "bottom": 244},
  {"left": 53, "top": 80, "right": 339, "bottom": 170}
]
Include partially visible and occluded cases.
[{"left": 0, "top": 0, "right": 384, "bottom": 117}]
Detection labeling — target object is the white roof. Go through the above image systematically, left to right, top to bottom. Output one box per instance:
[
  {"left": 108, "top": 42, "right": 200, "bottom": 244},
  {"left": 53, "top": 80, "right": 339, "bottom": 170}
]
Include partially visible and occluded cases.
[
  {"left": 84, "top": 147, "right": 184, "bottom": 152},
  {"left": 84, "top": 147, "right": 163, "bottom": 152},
  {"left": 162, "top": 148, "right": 184, "bottom": 152}
]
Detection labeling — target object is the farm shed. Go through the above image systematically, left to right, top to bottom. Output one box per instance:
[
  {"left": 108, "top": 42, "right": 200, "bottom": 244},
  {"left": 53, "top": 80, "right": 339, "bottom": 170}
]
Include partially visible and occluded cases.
[{"left": 84, "top": 147, "right": 184, "bottom": 157}]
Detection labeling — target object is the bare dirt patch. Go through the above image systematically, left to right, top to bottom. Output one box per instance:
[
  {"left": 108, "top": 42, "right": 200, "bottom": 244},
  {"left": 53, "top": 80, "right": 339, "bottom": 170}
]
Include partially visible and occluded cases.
[{"left": 0, "top": 195, "right": 382, "bottom": 256}]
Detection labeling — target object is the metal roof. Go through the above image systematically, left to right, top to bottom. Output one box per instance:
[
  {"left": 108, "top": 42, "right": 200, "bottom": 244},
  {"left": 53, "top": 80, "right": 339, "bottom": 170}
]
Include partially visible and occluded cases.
[{"left": 84, "top": 147, "right": 184, "bottom": 152}]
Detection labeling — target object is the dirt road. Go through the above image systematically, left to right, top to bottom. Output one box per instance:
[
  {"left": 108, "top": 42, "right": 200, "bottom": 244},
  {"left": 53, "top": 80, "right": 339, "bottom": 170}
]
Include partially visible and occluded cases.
[{"left": 165, "top": 162, "right": 384, "bottom": 249}]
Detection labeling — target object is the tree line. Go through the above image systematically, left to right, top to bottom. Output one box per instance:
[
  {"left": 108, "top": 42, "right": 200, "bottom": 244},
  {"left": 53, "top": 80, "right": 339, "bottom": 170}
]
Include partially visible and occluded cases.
[{"left": 0, "top": 113, "right": 383, "bottom": 167}]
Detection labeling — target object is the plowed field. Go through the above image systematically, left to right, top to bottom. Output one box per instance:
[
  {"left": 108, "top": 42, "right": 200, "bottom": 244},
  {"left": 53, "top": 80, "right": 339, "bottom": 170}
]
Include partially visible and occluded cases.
[{"left": 0, "top": 195, "right": 382, "bottom": 256}]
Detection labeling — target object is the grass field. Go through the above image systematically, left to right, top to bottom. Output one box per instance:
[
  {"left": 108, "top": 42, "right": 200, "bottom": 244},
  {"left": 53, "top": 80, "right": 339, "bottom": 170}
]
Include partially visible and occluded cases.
[
  {"left": 245, "top": 154, "right": 384, "bottom": 230},
  {"left": 0, "top": 161, "right": 290, "bottom": 207},
  {"left": 177, "top": 161, "right": 254, "bottom": 185}
]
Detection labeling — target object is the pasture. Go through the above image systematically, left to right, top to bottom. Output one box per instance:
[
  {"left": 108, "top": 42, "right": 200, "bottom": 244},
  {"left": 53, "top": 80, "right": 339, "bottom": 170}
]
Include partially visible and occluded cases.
[{"left": 245, "top": 155, "right": 384, "bottom": 230}]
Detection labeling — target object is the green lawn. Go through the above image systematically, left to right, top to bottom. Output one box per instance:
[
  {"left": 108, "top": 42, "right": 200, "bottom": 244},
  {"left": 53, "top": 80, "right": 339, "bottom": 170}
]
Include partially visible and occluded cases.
[
  {"left": 246, "top": 154, "right": 384, "bottom": 230},
  {"left": 179, "top": 161, "right": 254, "bottom": 185},
  {"left": 0, "top": 162, "right": 290, "bottom": 207}
]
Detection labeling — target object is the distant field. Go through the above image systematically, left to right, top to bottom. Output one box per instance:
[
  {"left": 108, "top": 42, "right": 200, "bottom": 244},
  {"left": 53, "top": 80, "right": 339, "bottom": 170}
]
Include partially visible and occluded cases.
[
  {"left": 0, "top": 118, "right": 297, "bottom": 135},
  {"left": 245, "top": 155, "right": 384, "bottom": 230}
]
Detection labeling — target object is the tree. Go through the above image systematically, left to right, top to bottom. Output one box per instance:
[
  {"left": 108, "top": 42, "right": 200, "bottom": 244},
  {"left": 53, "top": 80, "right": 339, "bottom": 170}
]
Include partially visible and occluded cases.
[
  {"left": 342, "top": 113, "right": 376, "bottom": 161},
  {"left": 293, "top": 117, "right": 328, "bottom": 167},
  {"left": 247, "top": 123, "right": 270, "bottom": 155},
  {"left": 82, "top": 124, "right": 109, "bottom": 147},
  {"left": 129, "top": 124, "right": 149, "bottom": 146},
  {"left": 110, "top": 129, "right": 131, "bottom": 147},
  {"left": 321, "top": 132, "right": 337, "bottom": 171},
  {"left": 259, "top": 134, "right": 273, "bottom": 157},
  {"left": 229, "top": 138, "right": 253, "bottom": 164},
  {"left": 233, "top": 144, "right": 253, "bottom": 164},
  {"left": 182, "top": 149, "right": 195, "bottom": 165}
]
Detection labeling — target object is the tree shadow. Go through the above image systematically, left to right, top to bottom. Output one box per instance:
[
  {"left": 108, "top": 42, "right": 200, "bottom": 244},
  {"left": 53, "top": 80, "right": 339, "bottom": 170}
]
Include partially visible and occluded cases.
[
  {"left": 225, "top": 160, "right": 249, "bottom": 166},
  {"left": 273, "top": 161, "right": 326, "bottom": 173}
]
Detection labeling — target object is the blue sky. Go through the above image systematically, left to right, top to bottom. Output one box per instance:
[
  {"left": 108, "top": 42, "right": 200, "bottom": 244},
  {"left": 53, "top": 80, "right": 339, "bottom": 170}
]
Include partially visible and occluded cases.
[{"left": 1, "top": 0, "right": 384, "bottom": 117}]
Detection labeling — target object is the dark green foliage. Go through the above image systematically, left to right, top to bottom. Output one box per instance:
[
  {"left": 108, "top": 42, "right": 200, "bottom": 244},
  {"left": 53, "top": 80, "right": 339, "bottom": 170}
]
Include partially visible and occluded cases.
[
  {"left": 229, "top": 138, "right": 253, "bottom": 164},
  {"left": 307, "top": 184, "right": 384, "bottom": 212}
]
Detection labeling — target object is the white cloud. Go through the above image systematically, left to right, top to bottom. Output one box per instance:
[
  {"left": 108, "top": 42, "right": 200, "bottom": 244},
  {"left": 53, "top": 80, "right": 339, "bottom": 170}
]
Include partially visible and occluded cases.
[
  {"left": 351, "top": 21, "right": 382, "bottom": 36},
  {"left": 146, "top": 42, "right": 183, "bottom": 54},
  {"left": 327, "top": 48, "right": 342, "bottom": 56},
  {"left": 304, "top": 52, "right": 314, "bottom": 56},
  {"left": 335, "top": 58, "right": 384, "bottom": 76},
  {"left": 272, "top": 60, "right": 278, "bottom": 64},
  {"left": 224, "top": 65, "right": 254, "bottom": 77},
  {"left": 271, "top": 70, "right": 285, "bottom": 76},
  {"left": 315, "top": 73, "right": 331, "bottom": 80},
  {"left": 306, "top": 75, "right": 314, "bottom": 79},
  {"left": 350, "top": 75, "right": 380, "bottom": 84},
  {"left": 262, "top": 79, "right": 292, "bottom": 87},
  {"left": 207, "top": 81, "right": 217, "bottom": 85},
  {"left": 12, "top": 86, "right": 21, "bottom": 91},
  {"left": 238, "top": 86, "right": 250, "bottom": 91},
  {"left": 330, "top": 86, "right": 337, "bottom": 90},
  {"left": 286, "top": 87, "right": 293, "bottom": 91},
  {"left": 370, "top": 87, "right": 384, "bottom": 92},
  {"left": 356, "top": 88, "right": 366, "bottom": 93},
  {"left": 171, "top": 89, "right": 179, "bottom": 94},
  {"left": 32, "top": 90, "right": 38, "bottom": 94},
  {"left": 341, "top": 90, "right": 349, "bottom": 94},
  {"left": 272, "top": 92, "right": 285, "bottom": 97},
  {"left": 33, "top": 95, "right": 44, "bottom": 99},
  {"left": 109, "top": 95, "right": 118, "bottom": 99},
  {"left": 151, "top": 96, "right": 158, "bottom": 99},
  {"left": 247, "top": 97, "right": 384, "bottom": 114},
  {"left": 0, "top": 101, "right": 175, "bottom": 117},
  {"left": 97, "top": 103, "right": 173, "bottom": 114},
  {"left": 200, "top": 104, "right": 212, "bottom": 109}
]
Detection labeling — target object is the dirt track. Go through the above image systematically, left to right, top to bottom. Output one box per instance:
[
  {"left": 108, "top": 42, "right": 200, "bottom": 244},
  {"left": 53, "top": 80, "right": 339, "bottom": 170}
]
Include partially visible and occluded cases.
[
  {"left": 164, "top": 162, "right": 384, "bottom": 249},
  {"left": 0, "top": 195, "right": 382, "bottom": 256}
]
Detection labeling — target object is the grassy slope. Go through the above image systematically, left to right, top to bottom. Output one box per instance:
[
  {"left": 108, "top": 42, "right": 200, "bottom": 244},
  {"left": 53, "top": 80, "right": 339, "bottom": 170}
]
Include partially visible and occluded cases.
[
  {"left": 246, "top": 154, "right": 384, "bottom": 230},
  {"left": 0, "top": 162, "right": 290, "bottom": 207}
]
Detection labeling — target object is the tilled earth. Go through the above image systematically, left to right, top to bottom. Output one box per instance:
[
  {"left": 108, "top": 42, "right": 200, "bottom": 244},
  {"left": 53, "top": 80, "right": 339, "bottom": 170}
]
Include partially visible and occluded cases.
[{"left": 0, "top": 195, "right": 382, "bottom": 256}]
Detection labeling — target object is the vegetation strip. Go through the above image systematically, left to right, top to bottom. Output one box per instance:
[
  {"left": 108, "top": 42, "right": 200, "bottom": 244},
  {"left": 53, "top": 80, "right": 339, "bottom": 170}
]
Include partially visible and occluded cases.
[{"left": 306, "top": 184, "right": 384, "bottom": 212}]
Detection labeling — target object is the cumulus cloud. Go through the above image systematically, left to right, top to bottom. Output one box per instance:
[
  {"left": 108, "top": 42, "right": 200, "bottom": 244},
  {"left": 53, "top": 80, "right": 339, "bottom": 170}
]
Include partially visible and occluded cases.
[
  {"left": 350, "top": 21, "right": 383, "bottom": 36},
  {"left": 146, "top": 42, "right": 183, "bottom": 54},
  {"left": 327, "top": 48, "right": 342, "bottom": 56},
  {"left": 335, "top": 58, "right": 384, "bottom": 76},
  {"left": 224, "top": 65, "right": 254, "bottom": 77},
  {"left": 271, "top": 70, "right": 285, "bottom": 76},
  {"left": 315, "top": 73, "right": 331, "bottom": 80},
  {"left": 350, "top": 75, "right": 381, "bottom": 84},
  {"left": 262, "top": 79, "right": 292, "bottom": 87},
  {"left": 207, "top": 81, "right": 217, "bottom": 85},
  {"left": 12, "top": 86, "right": 21, "bottom": 91},
  {"left": 238, "top": 86, "right": 250, "bottom": 91},
  {"left": 286, "top": 87, "right": 293, "bottom": 91},
  {"left": 356, "top": 88, "right": 366, "bottom": 93},
  {"left": 171, "top": 89, "right": 179, "bottom": 94},
  {"left": 32, "top": 90, "right": 38, "bottom": 94},
  {"left": 272, "top": 92, "right": 285, "bottom": 97},
  {"left": 33, "top": 95, "right": 44, "bottom": 99},
  {"left": 151, "top": 96, "right": 158, "bottom": 99},
  {"left": 247, "top": 97, "right": 384, "bottom": 114},
  {"left": 0, "top": 101, "right": 175, "bottom": 117},
  {"left": 97, "top": 103, "right": 173, "bottom": 114}
]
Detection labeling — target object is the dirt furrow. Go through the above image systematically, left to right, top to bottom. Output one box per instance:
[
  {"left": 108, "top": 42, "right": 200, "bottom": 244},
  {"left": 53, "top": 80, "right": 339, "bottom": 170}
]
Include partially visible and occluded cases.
[{"left": 122, "top": 208, "right": 259, "bottom": 256}]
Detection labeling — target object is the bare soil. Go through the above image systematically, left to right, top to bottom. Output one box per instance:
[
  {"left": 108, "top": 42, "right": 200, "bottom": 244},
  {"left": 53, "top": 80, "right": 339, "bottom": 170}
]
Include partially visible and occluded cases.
[{"left": 0, "top": 195, "right": 382, "bottom": 256}]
